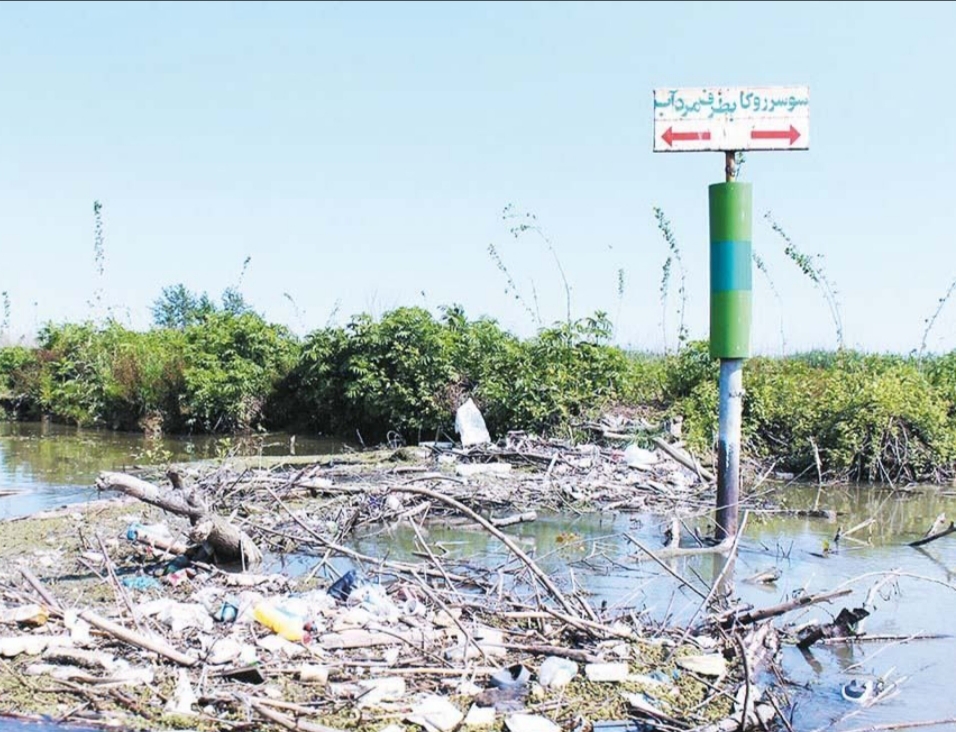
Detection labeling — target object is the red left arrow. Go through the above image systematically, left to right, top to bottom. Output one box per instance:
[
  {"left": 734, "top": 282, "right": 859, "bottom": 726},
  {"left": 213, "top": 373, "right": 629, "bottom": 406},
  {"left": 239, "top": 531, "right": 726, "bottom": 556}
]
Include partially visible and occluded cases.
[
  {"left": 750, "top": 125, "right": 801, "bottom": 145},
  {"left": 661, "top": 127, "right": 712, "bottom": 147}
]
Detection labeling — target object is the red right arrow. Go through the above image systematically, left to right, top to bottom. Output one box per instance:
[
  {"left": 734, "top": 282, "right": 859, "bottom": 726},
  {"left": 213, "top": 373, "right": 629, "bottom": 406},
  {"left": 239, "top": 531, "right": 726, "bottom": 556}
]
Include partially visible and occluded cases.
[
  {"left": 750, "top": 125, "right": 801, "bottom": 145},
  {"left": 661, "top": 127, "right": 712, "bottom": 147}
]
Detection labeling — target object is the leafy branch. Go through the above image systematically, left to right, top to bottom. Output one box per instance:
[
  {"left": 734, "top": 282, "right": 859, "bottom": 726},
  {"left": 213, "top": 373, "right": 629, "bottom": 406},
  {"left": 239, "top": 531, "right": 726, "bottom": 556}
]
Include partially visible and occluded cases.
[
  {"left": 90, "top": 200, "right": 107, "bottom": 320},
  {"left": 501, "top": 204, "right": 572, "bottom": 327},
  {"left": 653, "top": 206, "right": 688, "bottom": 353},
  {"left": 764, "top": 210, "right": 844, "bottom": 350},
  {"left": 487, "top": 243, "right": 541, "bottom": 327},
  {"left": 752, "top": 251, "right": 787, "bottom": 354},
  {"left": 918, "top": 277, "right": 956, "bottom": 367}
]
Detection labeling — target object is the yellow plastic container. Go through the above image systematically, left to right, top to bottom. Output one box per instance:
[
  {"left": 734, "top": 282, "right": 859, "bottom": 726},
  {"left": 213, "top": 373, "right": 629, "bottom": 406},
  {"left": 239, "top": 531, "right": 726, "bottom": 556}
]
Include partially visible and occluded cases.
[{"left": 253, "top": 602, "right": 306, "bottom": 642}]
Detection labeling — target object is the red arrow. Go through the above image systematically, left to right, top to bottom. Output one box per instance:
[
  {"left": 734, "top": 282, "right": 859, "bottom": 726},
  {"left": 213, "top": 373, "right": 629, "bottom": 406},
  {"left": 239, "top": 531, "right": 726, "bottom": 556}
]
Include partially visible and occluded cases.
[
  {"left": 750, "top": 125, "right": 801, "bottom": 145},
  {"left": 661, "top": 127, "right": 712, "bottom": 147}
]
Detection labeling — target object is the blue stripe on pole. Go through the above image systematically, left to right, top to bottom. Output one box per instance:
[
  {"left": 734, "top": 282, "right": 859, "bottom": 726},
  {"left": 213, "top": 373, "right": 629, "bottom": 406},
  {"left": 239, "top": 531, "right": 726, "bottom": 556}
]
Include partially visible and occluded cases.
[{"left": 710, "top": 240, "right": 752, "bottom": 293}]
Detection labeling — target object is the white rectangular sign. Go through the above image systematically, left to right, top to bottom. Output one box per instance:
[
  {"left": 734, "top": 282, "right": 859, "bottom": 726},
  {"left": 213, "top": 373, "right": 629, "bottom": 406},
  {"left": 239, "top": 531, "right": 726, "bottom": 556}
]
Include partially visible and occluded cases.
[{"left": 653, "top": 85, "right": 810, "bottom": 152}]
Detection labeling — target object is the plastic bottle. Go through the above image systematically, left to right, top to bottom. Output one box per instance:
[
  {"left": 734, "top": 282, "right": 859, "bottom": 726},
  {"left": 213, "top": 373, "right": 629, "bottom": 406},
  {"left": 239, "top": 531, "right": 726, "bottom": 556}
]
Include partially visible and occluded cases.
[
  {"left": 126, "top": 522, "right": 173, "bottom": 544},
  {"left": 214, "top": 597, "right": 240, "bottom": 623},
  {"left": 253, "top": 602, "right": 309, "bottom": 642}
]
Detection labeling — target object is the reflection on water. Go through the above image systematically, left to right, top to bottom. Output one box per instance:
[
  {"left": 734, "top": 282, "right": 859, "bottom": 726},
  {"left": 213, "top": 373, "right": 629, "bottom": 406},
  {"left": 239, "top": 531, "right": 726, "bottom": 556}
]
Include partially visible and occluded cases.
[
  {"left": 0, "top": 421, "right": 349, "bottom": 519},
  {"left": 3, "top": 423, "right": 956, "bottom": 730}
]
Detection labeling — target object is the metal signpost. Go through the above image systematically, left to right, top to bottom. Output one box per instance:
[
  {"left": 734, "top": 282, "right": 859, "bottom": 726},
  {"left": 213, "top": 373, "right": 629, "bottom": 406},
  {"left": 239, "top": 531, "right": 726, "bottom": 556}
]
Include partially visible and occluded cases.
[{"left": 653, "top": 85, "right": 810, "bottom": 540}]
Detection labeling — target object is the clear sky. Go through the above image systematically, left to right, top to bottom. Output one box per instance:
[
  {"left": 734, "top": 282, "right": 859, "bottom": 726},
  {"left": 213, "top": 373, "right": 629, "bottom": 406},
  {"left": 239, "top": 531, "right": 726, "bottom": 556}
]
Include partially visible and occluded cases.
[{"left": 1, "top": 1, "right": 954, "bottom": 355}]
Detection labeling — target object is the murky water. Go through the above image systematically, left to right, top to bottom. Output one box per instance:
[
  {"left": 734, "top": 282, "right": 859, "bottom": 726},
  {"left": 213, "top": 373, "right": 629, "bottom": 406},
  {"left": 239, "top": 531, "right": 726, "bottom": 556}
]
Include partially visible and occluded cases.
[
  {"left": 0, "top": 421, "right": 349, "bottom": 520},
  {"left": 3, "top": 424, "right": 956, "bottom": 730}
]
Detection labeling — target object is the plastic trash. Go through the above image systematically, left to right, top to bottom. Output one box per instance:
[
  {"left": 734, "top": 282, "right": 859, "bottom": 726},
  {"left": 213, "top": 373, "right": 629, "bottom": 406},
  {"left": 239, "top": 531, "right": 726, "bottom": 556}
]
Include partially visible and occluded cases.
[
  {"left": 455, "top": 398, "right": 491, "bottom": 447},
  {"left": 624, "top": 444, "right": 658, "bottom": 468},
  {"left": 125, "top": 522, "right": 173, "bottom": 544},
  {"left": 163, "top": 555, "right": 191, "bottom": 575},
  {"left": 164, "top": 568, "right": 191, "bottom": 586},
  {"left": 328, "top": 569, "right": 359, "bottom": 602},
  {"left": 121, "top": 576, "right": 161, "bottom": 592},
  {"left": 349, "top": 584, "right": 399, "bottom": 622},
  {"left": 214, "top": 597, "right": 240, "bottom": 623},
  {"left": 403, "top": 597, "right": 426, "bottom": 617},
  {"left": 138, "top": 599, "right": 213, "bottom": 635},
  {"left": 253, "top": 601, "right": 310, "bottom": 643},
  {"left": 64, "top": 612, "right": 92, "bottom": 646},
  {"left": 257, "top": 633, "right": 308, "bottom": 658},
  {"left": 0, "top": 635, "right": 54, "bottom": 657},
  {"left": 207, "top": 637, "right": 243, "bottom": 666},
  {"left": 675, "top": 654, "right": 727, "bottom": 677},
  {"left": 538, "top": 656, "right": 577, "bottom": 689},
  {"left": 585, "top": 662, "right": 630, "bottom": 682},
  {"left": 490, "top": 663, "right": 531, "bottom": 689},
  {"left": 299, "top": 664, "right": 329, "bottom": 684},
  {"left": 165, "top": 668, "right": 197, "bottom": 715},
  {"left": 356, "top": 676, "right": 406, "bottom": 708},
  {"left": 842, "top": 679, "right": 877, "bottom": 703},
  {"left": 407, "top": 694, "right": 465, "bottom": 732},
  {"left": 464, "top": 705, "right": 496, "bottom": 727},
  {"left": 504, "top": 714, "right": 560, "bottom": 732}
]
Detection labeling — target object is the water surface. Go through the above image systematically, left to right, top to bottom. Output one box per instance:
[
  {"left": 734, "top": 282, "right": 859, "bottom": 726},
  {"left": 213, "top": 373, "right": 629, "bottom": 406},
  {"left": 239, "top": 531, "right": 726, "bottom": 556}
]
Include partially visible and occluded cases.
[{"left": 0, "top": 421, "right": 348, "bottom": 519}]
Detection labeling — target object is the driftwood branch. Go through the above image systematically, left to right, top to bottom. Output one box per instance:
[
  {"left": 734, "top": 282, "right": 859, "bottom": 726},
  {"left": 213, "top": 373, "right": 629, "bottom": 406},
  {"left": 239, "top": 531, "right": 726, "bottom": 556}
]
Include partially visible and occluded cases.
[
  {"left": 652, "top": 437, "right": 715, "bottom": 483},
  {"left": 96, "top": 471, "right": 261, "bottom": 567},
  {"left": 96, "top": 471, "right": 205, "bottom": 522},
  {"left": 490, "top": 510, "right": 537, "bottom": 527},
  {"left": 908, "top": 521, "right": 956, "bottom": 548},
  {"left": 624, "top": 534, "right": 708, "bottom": 600},
  {"left": 20, "top": 567, "right": 62, "bottom": 612},
  {"left": 714, "top": 588, "right": 853, "bottom": 629},
  {"left": 79, "top": 610, "right": 197, "bottom": 667},
  {"left": 249, "top": 699, "right": 347, "bottom": 732}
]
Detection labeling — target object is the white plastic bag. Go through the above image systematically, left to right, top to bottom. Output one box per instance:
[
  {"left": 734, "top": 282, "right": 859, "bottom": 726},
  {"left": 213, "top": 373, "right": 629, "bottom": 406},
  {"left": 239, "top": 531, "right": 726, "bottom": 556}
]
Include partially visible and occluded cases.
[{"left": 455, "top": 398, "right": 491, "bottom": 447}]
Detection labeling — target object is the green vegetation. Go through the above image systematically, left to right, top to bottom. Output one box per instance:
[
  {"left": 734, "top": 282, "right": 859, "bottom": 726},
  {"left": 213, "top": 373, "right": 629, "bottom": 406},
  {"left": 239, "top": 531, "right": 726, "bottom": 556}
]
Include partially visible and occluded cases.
[
  {"left": 1, "top": 288, "right": 955, "bottom": 484},
  {"left": 3, "top": 288, "right": 297, "bottom": 435},
  {"left": 676, "top": 346, "right": 956, "bottom": 483}
]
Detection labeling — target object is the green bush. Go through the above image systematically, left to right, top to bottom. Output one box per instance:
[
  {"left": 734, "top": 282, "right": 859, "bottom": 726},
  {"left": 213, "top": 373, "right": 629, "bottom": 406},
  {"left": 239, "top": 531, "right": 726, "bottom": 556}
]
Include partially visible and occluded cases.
[
  {"left": 4, "top": 297, "right": 955, "bottom": 484},
  {"left": 290, "top": 307, "right": 642, "bottom": 443},
  {"left": 180, "top": 311, "right": 299, "bottom": 432},
  {"left": 28, "top": 321, "right": 187, "bottom": 430},
  {"left": 0, "top": 345, "right": 42, "bottom": 418},
  {"left": 740, "top": 353, "right": 955, "bottom": 482}
]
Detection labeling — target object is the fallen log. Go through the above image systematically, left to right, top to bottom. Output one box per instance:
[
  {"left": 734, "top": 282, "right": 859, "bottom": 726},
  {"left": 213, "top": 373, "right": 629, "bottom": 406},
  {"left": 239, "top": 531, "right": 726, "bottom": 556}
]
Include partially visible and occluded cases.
[{"left": 95, "top": 471, "right": 262, "bottom": 567}]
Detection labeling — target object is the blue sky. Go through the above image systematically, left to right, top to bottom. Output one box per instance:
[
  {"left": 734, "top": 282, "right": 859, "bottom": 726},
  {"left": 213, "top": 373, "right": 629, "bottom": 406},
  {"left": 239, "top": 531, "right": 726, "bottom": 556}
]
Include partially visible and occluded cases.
[{"left": 1, "top": 1, "right": 954, "bottom": 355}]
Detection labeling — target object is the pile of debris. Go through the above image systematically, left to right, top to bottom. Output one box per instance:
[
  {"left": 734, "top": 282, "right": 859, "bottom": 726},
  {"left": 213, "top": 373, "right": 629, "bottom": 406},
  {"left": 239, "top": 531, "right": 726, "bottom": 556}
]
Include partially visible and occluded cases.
[
  {"left": 0, "top": 411, "right": 916, "bottom": 731},
  {"left": 0, "top": 423, "right": 802, "bottom": 732},
  {"left": 0, "top": 511, "right": 784, "bottom": 732}
]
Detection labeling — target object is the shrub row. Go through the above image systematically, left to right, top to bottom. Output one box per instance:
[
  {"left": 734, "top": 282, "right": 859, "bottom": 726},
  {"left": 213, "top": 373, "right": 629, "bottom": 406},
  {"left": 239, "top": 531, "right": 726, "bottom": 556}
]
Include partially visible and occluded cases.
[{"left": 1, "top": 307, "right": 954, "bottom": 482}]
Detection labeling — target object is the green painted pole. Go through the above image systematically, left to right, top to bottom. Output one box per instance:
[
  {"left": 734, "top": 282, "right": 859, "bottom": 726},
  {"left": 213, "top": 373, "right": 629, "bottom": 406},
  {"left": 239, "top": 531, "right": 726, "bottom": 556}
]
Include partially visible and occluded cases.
[{"left": 711, "top": 152, "right": 752, "bottom": 540}]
